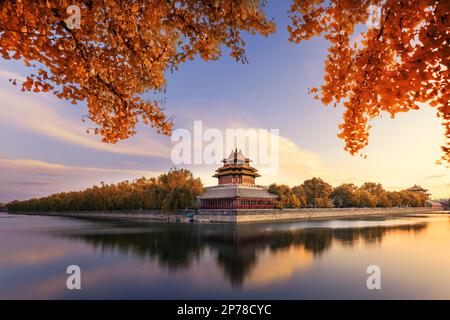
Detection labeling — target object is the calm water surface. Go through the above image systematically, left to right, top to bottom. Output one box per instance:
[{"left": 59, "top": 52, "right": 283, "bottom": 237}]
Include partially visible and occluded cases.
[{"left": 1, "top": 211, "right": 450, "bottom": 299}]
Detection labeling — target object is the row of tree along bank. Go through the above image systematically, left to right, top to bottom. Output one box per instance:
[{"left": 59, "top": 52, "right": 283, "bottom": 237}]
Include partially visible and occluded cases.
[
  {"left": 7, "top": 169, "right": 203, "bottom": 212},
  {"left": 7, "top": 170, "right": 435, "bottom": 213},
  {"left": 269, "top": 178, "right": 430, "bottom": 209}
]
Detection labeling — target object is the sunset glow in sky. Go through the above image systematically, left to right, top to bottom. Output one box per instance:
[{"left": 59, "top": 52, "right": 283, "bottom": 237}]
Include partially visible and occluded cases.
[{"left": 0, "top": 0, "right": 448, "bottom": 202}]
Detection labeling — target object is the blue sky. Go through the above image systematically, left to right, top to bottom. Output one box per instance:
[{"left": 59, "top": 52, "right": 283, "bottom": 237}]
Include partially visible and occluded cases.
[{"left": 0, "top": 0, "right": 448, "bottom": 201}]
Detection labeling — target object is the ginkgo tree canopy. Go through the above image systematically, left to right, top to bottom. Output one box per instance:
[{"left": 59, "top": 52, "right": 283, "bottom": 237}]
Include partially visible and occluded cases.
[
  {"left": 0, "top": 0, "right": 448, "bottom": 163},
  {"left": 0, "top": 0, "right": 275, "bottom": 142},
  {"left": 288, "top": 0, "right": 449, "bottom": 163}
]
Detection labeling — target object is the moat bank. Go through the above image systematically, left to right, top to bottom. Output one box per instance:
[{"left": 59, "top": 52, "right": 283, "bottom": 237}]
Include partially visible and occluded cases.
[
  {"left": 10, "top": 207, "right": 440, "bottom": 223},
  {"left": 196, "top": 207, "right": 439, "bottom": 222}
]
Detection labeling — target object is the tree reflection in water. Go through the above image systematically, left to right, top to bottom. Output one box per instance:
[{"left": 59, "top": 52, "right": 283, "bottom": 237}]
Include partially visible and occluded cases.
[{"left": 50, "top": 218, "right": 427, "bottom": 287}]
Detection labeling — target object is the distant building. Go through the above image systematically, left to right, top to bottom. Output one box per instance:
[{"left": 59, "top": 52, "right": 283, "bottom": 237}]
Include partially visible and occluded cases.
[
  {"left": 198, "top": 149, "right": 277, "bottom": 209},
  {"left": 406, "top": 184, "right": 431, "bottom": 198},
  {"left": 428, "top": 200, "right": 444, "bottom": 209},
  {"left": 444, "top": 201, "right": 450, "bottom": 210}
]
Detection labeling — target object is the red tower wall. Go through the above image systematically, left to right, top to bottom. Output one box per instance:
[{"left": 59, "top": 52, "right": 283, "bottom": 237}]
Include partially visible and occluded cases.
[
  {"left": 218, "top": 175, "right": 255, "bottom": 185},
  {"left": 199, "top": 198, "right": 274, "bottom": 209}
]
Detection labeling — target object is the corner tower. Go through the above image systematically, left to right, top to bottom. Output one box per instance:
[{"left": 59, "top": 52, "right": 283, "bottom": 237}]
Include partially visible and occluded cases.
[{"left": 198, "top": 149, "right": 276, "bottom": 209}]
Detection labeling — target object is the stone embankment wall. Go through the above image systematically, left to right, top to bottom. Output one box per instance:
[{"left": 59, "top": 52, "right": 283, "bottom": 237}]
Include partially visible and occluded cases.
[
  {"left": 11, "top": 207, "right": 440, "bottom": 223},
  {"left": 195, "top": 207, "right": 437, "bottom": 223},
  {"left": 13, "top": 210, "right": 195, "bottom": 222}
]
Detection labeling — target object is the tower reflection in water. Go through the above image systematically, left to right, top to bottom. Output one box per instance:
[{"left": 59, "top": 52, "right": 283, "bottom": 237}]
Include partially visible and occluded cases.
[{"left": 52, "top": 217, "right": 428, "bottom": 287}]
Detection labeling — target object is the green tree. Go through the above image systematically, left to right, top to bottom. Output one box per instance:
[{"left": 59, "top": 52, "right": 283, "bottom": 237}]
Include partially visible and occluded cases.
[
  {"left": 7, "top": 169, "right": 204, "bottom": 212},
  {"left": 302, "top": 178, "right": 333, "bottom": 208},
  {"left": 360, "top": 182, "right": 391, "bottom": 207},
  {"left": 331, "top": 183, "right": 357, "bottom": 208},
  {"left": 268, "top": 184, "right": 301, "bottom": 209},
  {"left": 292, "top": 185, "right": 307, "bottom": 208},
  {"left": 354, "top": 189, "right": 378, "bottom": 208},
  {"left": 387, "top": 191, "right": 402, "bottom": 207},
  {"left": 399, "top": 191, "right": 428, "bottom": 207}
]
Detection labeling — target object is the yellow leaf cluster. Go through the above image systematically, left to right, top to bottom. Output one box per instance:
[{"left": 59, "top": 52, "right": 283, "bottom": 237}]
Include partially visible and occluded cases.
[
  {"left": 0, "top": 0, "right": 275, "bottom": 143},
  {"left": 288, "top": 0, "right": 450, "bottom": 163}
]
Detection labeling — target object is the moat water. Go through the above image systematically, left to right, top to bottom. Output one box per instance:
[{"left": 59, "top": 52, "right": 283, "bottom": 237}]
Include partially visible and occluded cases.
[{"left": 1, "top": 211, "right": 449, "bottom": 299}]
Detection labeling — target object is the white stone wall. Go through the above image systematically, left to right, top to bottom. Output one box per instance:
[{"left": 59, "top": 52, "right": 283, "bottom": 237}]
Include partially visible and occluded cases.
[
  {"left": 12, "top": 207, "right": 440, "bottom": 224},
  {"left": 195, "top": 207, "right": 436, "bottom": 223}
]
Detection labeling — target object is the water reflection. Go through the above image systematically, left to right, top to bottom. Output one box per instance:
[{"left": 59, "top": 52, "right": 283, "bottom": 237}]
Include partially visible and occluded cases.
[{"left": 50, "top": 218, "right": 428, "bottom": 287}]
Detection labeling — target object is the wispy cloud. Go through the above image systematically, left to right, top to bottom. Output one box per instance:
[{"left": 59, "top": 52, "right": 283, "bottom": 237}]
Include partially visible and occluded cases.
[
  {"left": 0, "top": 69, "right": 172, "bottom": 158},
  {"left": 172, "top": 126, "right": 328, "bottom": 187},
  {"left": 0, "top": 156, "right": 161, "bottom": 201},
  {"left": 424, "top": 174, "right": 447, "bottom": 179}
]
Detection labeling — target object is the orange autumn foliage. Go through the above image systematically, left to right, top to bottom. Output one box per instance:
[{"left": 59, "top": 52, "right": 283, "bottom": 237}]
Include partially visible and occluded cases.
[
  {"left": 0, "top": 0, "right": 275, "bottom": 143},
  {"left": 288, "top": 0, "right": 450, "bottom": 163},
  {"left": 1, "top": 1, "right": 448, "bottom": 164}
]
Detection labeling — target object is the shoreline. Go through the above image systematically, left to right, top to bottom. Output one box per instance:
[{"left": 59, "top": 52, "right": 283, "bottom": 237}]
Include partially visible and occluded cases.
[
  {"left": 8, "top": 207, "right": 443, "bottom": 223},
  {"left": 196, "top": 207, "right": 442, "bottom": 223}
]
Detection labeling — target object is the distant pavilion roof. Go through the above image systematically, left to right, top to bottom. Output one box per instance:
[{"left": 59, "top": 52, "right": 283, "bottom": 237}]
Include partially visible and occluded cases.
[{"left": 407, "top": 184, "right": 429, "bottom": 192}]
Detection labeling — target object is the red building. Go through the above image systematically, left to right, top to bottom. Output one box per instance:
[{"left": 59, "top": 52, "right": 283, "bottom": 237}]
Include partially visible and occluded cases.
[
  {"left": 198, "top": 149, "right": 277, "bottom": 209},
  {"left": 429, "top": 200, "right": 444, "bottom": 209}
]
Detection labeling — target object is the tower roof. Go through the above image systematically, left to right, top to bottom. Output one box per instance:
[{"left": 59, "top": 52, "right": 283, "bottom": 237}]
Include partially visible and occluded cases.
[
  {"left": 224, "top": 148, "right": 250, "bottom": 164},
  {"left": 214, "top": 149, "right": 260, "bottom": 179},
  {"left": 407, "top": 184, "right": 428, "bottom": 192}
]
